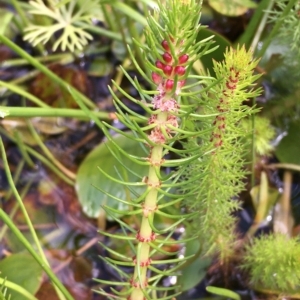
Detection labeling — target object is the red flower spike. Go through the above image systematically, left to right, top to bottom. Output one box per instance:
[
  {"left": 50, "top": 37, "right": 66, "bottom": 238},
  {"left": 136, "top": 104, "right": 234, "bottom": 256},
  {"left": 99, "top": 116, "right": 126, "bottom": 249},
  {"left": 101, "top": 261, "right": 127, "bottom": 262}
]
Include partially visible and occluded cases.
[
  {"left": 161, "top": 40, "right": 170, "bottom": 51},
  {"left": 162, "top": 52, "right": 173, "bottom": 64},
  {"left": 178, "top": 54, "right": 189, "bottom": 64},
  {"left": 155, "top": 60, "right": 165, "bottom": 70},
  {"left": 163, "top": 65, "right": 173, "bottom": 76},
  {"left": 174, "top": 66, "right": 186, "bottom": 76},
  {"left": 151, "top": 72, "right": 162, "bottom": 85},
  {"left": 165, "top": 79, "right": 174, "bottom": 91}
]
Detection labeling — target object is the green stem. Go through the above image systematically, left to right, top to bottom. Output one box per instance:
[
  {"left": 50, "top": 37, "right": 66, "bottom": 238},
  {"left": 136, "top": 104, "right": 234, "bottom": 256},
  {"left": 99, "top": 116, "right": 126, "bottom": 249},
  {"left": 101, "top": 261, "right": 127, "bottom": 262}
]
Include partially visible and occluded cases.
[
  {"left": 10, "top": 0, "right": 45, "bottom": 54},
  {"left": 11, "top": 0, "right": 29, "bottom": 29},
  {"left": 237, "top": 0, "right": 272, "bottom": 49},
  {"left": 249, "top": 0, "right": 274, "bottom": 52},
  {"left": 256, "top": 0, "right": 298, "bottom": 58},
  {"left": 101, "top": 4, "right": 118, "bottom": 33},
  {"left": 126, "top": 16, "right": 147, "bottom": 73},
  {"left": 78, "top": 22, "right": 128, "bottom": 42},
  {"left": 0, "top": 34, "right": 95, "bottom": 109},
  {"left": 0, "top": 53, "right": 74, "bottom": 68},
  {"left": 6, "top": 69, "right": 41, "bottom": 87},
  {"left": 0, "top": 81, "right": 50, "bottom": 108},
  {"left": 251, "top": 105, "right": 256, "bottom": 189},
  {"left": 0, "top": 106, "right": 113, "bottom": 120},
  {"left": 130, "top": 113, "right": 166, "bottom": 300},
  {"left": 26, "top": 120, "right": 76, "bottom": 180},
  {"left": 0, "top": 128, "right": 74, "bottom": 185},
  {"left": 14, "top": 131, "right": 36, "bottom": 168},
  {"left": 0, "top": 137, "right": 71, "bottom": 300},
  {"left": 26, "top": 147, "right": 75, "bottom": 185},
  {"left": 0, "top": 177, "right": 32, "bottom": 240},
  {"left": 0, "top": 208, "right": 73, "bottom": 299},
  {"left": 0, "top": 277, "right": 38, "bottom": 300}
]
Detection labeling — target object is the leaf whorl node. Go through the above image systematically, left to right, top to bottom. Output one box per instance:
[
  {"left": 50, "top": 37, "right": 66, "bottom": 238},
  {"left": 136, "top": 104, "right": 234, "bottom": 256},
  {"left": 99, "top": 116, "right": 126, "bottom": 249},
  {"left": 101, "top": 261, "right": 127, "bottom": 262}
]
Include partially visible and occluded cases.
[
  {"left": 149, "top": 127, "right": 166, "bottom": 144},
  {"left": 142, "top": 203, "right": 158, "bottom": 217},
  {"left": 136, "top": 231, "right": 156, "bottom": 242},
  {"left": 132, "top": 256, "right": 152, "bottom": 267},
  {"left": 130, "top": 278, "right": 148, "bottom": 288}
]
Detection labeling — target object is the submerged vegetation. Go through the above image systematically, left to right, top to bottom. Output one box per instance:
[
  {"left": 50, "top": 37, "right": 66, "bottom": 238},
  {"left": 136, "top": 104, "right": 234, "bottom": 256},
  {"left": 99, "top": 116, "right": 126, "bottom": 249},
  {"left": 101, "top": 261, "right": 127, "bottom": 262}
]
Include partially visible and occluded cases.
[{"left": 1, "top": 0, "right": 300, "bottom": 299}]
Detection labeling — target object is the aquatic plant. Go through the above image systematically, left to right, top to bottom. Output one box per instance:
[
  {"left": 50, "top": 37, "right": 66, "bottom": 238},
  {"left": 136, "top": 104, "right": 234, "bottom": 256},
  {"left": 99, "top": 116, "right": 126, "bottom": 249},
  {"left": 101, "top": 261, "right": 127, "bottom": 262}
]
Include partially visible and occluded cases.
[{"left": 92, "top": 0, "right": 261, "bottom": 299}]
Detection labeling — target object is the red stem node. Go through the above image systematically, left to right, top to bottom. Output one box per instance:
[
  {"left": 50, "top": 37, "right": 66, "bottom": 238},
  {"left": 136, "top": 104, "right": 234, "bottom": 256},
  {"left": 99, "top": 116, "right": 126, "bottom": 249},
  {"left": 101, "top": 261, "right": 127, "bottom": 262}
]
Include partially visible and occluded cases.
[{"left": 136, "top": 231, "right": 156, "bottom": 242}]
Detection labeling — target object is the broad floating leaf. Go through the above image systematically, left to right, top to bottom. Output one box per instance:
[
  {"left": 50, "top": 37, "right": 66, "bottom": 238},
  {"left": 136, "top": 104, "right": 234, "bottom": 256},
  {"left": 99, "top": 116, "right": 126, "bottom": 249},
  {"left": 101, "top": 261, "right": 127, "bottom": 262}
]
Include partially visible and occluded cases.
[
  {"left": 76, "top": 133, "right": 148, "bottom": 219},
  {"left": 0, "top": 253, "right": 43, "bottom": 300}
]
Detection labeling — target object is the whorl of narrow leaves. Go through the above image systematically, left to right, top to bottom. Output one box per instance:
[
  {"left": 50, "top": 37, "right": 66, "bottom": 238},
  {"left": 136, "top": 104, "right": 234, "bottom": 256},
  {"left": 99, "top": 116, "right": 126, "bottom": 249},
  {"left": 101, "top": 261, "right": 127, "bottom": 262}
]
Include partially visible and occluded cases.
[
  {"left": 94, "top": 1, "right": 215, "bottom": 300},
  {"left": 181, "top": 46, "right": 262, "bottom": 260}
]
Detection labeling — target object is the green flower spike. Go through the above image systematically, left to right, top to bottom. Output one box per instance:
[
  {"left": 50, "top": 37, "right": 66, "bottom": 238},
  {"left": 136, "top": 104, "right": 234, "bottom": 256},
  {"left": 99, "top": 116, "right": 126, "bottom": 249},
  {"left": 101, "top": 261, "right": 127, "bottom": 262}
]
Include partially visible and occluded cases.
[{"left": 180, "top": 45, "right": 262, "bottom": 261}]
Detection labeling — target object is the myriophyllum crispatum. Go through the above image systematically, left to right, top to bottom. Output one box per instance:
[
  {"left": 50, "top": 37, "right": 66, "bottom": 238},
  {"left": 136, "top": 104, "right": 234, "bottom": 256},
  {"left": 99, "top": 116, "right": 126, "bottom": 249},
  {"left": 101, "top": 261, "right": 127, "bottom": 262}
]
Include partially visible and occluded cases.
[
  {"left": 94, "top": 0, "right": 262, "bottom": 299},
  {"left": 95, "top": 0, "right": 215, "bottom": 299},
  {"left": 180, "top": 45, "right": 262, "bottom": 261}
]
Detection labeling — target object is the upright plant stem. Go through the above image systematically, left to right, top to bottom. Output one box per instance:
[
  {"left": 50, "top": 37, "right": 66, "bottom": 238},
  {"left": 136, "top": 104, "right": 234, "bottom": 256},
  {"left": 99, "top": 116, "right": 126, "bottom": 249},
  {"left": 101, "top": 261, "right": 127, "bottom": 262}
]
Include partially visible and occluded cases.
[
  {"left": 256, "top": 0, "right": 298, "bottom": 58},
  {"left": 0, "top": 34, "right": 95, "bottom": 110},
  {"left": 26, "top": 120, "right": 76, "bottom": 180},
  {"left": 0, "top": 137, "right": 71, "bottom": 300},
  {"left": 130, "top": 138, "right": 164, "bottom": 299}
]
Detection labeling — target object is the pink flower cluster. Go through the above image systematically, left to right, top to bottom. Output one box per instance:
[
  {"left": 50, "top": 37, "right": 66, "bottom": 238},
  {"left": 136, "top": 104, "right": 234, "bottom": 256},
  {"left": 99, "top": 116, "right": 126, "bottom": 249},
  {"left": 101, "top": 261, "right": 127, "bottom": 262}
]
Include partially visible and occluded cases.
[{"left": 148, "top": 39, "right": 189, "bottom": 145}]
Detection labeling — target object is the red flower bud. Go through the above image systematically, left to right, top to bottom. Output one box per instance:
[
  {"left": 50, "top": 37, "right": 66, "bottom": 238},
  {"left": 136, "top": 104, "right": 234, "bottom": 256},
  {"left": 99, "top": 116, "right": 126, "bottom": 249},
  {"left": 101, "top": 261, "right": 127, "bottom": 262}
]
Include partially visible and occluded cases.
[
  {"left": 161, "top": 40, "right": 170, "bottom": 51},
  {"left": 162, "top": 52, "right": 173, "bottom": 64},
  {"left": 178, "top": 54, "right": 189, "bottom": 64},
  {"left": 155, "top": 60, "right": 165, "bottom": 70},
  {"left": 163, "top": 65, "right": 173, "bottom": 76},
  {"left": 174, "top": 66, "right": 186, "bottom": 76},
  {"left": 151, "top": 72, "right": 162, "bottom": 85},
  {"left": 165, "top": 79, "right": 174, "bottom": 91}
]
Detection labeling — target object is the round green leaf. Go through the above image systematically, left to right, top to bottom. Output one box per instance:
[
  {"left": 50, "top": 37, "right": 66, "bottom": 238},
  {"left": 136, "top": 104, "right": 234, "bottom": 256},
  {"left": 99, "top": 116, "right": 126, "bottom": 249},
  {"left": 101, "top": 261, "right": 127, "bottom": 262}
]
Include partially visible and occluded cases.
[
  {"left": 76, "top": 134, "right": 148, "bottom": 219},
  {"left": 0, "top": 253, "right": 43, "bottom": 300}
]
